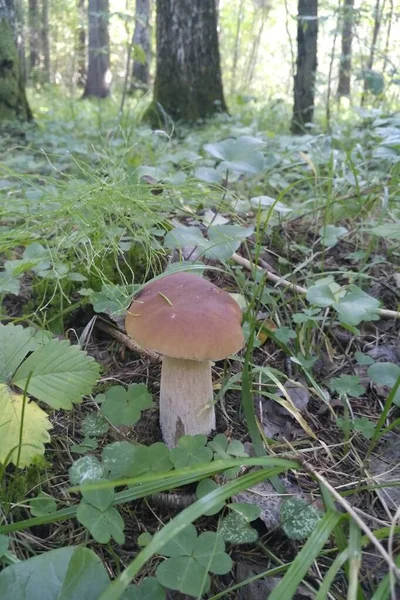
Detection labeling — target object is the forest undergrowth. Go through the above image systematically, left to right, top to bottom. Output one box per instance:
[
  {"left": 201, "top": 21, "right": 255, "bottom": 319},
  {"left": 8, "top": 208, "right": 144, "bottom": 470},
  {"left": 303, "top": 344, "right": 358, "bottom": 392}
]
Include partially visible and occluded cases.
[{"left": 0, "top": 91, "right": 399, "bottom": 599}]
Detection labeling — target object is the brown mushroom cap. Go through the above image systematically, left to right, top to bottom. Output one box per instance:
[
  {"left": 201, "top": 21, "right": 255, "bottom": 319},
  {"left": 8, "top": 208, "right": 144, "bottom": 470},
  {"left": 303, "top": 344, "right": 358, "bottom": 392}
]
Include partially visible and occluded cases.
[{"left": 125, "top": 272, "right": 244, "bottom": 361}]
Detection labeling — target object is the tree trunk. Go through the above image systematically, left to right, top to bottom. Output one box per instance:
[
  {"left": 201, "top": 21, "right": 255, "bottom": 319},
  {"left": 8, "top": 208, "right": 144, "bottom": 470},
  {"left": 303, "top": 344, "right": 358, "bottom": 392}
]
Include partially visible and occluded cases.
[
  {"left": 0, "top": 0, "right": 32, "bottom": 121},
  {"left": 28, "top": 0, "right": 40, "bottom": 72},
  {"left": 41, "top": 0, "right": 50, "bottom": 82},
  {"left": 76, "top": 0, "right": 86, "bottom": 86},
  {"left": 82, "top": 0, "right": 110, "bottom": 98},
  {"left": 131, "top": 0, "right": 151, "bottom": 90},
  {"left": 145, "top": 0, "right": 226, "bottom": 126},
  {"left": 291, "top": 0, "right": 318, "bottom": 134},
  {"left": 337, "top": 0, "right": 354, "bottom": 98},
  {"left": 361, "top": 0, "right": 382, "bottom": 104}
]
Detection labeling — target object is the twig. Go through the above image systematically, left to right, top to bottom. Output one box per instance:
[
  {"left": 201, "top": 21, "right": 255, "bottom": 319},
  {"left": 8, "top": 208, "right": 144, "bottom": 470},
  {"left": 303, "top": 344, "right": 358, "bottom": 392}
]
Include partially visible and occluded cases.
[
  {"left": 231, "top": 253, "right": 400, "bottom": 320},
  {"left": 95, "top": 320, "right": 161, "bottom": 363}
]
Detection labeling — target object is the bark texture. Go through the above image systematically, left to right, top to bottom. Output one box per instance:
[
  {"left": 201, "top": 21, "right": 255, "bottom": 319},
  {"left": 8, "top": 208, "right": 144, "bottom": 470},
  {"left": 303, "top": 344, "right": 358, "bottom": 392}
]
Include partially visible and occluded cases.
[
  {"left": 0, "top": 0, "right": 32, "bottom": 121},
  {"left": 28, "top": 0, "right": 39, "bottom": 71},
  {"left": 41, "top": 0, "right": 50, "bottom": 82},
  {"left": 76, "top": 0, "right": 86, "bottom": 86},
  {"left": 82, "top": 0, "right": 110, "bottom": 98},
  {"left": 131, "top": 0, "right": 151, "bottom": 90},
  {"left": 145, "top": 0, "right": 226, "bottom": 126},
  {"left": 291, "top": 0, "right": 318, "bottom": 134},
  {"left": 337, "top": 0, "right": 354, "bottom": 98},
  {"left": 160, "top": 356, "right": 215, "bottom": 448}
]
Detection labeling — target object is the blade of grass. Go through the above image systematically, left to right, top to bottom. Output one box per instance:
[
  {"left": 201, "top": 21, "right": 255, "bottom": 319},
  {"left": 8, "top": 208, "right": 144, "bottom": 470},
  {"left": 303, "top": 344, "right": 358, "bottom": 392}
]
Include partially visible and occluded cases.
[
  {"left": 99, "top": 466, "right": 285, "bottom": 600},
  {"left": 348, "top": 520, "right": 362, "bottom": 600},
  {"left": 315, "top": 549, "right": 349, "bottom": 600},
  {"left": 371, "top": 554, "right": 400, "bottom": 600}
]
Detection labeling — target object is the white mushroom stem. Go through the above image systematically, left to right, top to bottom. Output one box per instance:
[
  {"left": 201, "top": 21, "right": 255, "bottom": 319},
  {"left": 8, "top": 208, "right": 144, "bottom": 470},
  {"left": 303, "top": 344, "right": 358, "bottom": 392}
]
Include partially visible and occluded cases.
[{"left": 160, "top": 356, "right": 216, "bottom": 448}]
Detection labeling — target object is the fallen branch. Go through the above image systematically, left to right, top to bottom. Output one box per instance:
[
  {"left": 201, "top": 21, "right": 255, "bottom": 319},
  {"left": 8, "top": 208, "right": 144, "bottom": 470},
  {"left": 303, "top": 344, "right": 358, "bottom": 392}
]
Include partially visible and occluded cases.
[
  {"left": 231, "top": 253, "right": 400, "bottom": 320},
  {"left": 95, "top": 320, "right": 161, "bottom": 363}
]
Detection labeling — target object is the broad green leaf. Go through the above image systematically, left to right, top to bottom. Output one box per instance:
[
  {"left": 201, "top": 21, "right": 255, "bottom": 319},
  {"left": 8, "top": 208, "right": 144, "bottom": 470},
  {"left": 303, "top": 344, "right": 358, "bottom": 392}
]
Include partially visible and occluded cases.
[
  {"left": 204, "top": 136, "right": 265, "bottom": 174},
  {"left": 194, "top": 166, "right": 223, "bottom": 184},
  {"left": 250, "top": 195, "right": 292, "bottom": 214},
  {"left": 206, "top": 224, "right": 254, "bottom": 260},
  {"left": 370, "top": 224, "right": 400, "bottom": 240},
  {"left": 319, "top": 225, "right": 348, "bottom": 247},
  {"left": 163, "top": 226, "right": 209, "bottom": 253},
  {"left": 0, "top": 273, "right": 21, "bottom": 295},
  {"left": 306, "top": 284, "right": 336, "bottom": 307},
  {"left": 334, "top": 286, "right": 380, "bottom": 326},
  {"left": 0, "top": 324, "right": 38, "bottom": 382},
  {"left": 275, "top": 326, "right": 297, "bottom": 344},
  {"left": 13, "top": 339, "right": 100, "bottom": 410},
  {"left": 355, "top": 351, "right": 374, "bottom": 366},
  {"left": 368, "top": 362, "right": 400, "bottom": 405},
  {"left": 328, "top": 374, "right": 365, "bottom": 398},
  {"left": 0, "top": 384, "right": 52, "bottom": 467},
  {"left": 99, "top": 384, "right": 153, "bottom": 426},
  {"left": 82, "top": 413, "right": 109, "bottom": 437},
  {"left": 353, "top": 417, "right": 376, "bottom": 440},
  {"left": 208, "top": 433, "right": 248, "bottom": 459},
  {"left": 170, "top": 435, "right": 213, "bottom": 468},
  {"left": 71, "top": 436, "right": 98, "bottom": 454},
  {"left": 102, "top": 442, "right": 150, "bottom": 479},
  {"left": 149, "top": 443, "right": 173, "bottom": 472},
  {"left": 69, "top": 456, "right": 107, "bottom": 485},
  {"left": 81, "top": 479, "right": 114, "bottom": 512},
  {"left": 196, "top": 479, "right": 225, "bottom": 516},
  {"left": 29, "top": 492, "right": 57, "bottom": 517},
  {"left": 281, "top": 497, "right": 322, "bottom": 540},
  {"left": 227, "top": 502, "right": 261, "bottom": 521},
  {"left": 77, "top": 503, "right": 125, "bottom": 544},
  {"left": 219, "top": 511, "right": 259, "bottom": 545},
  {"left": 160, "top": 524, "right": 197, "bottom": 557},
  {"left": 193, "top": 531, "right": 232, "bottom": 574},
  {"left": 137, "top": 533, "right": 152, "bottom": 547},
  {"left": 0, "top": 546, "right": 110, "bottom": 600},
  {"left": 155, "top": 556, "right": 210, "bottom": 597},
  {"left": 123, "top": 577, "right": 165, "bottom": 600}
]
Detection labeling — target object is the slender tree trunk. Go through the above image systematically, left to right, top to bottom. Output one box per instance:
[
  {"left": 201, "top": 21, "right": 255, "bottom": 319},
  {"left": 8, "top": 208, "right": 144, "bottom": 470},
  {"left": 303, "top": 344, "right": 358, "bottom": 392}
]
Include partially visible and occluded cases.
[
  {"left": 0, "top": 0, "right": 32, "bottom": 121},
  {"left": 15, "top": 0, "right": 26, "bottom": 84},
  {"left": 28, "top": 0, "right": 40, "bottom": 72},
  {"left": 41, "top": 0, "right": 50, "bottom": 82},
  {"left": 76, "top": 0, "right": 86, "bottom": 86},
  {"left": 82, "top": 0, "right": 110, "bottom": 98},
  {"left": 131, "top": 0, "right": 151, "bottom": 90},
  {"left": 145, "top": 0, "right": 226, "bottom": 126},
  {"left": 230, "top": 0, "right": 244, "bottom": 96},
  {"left": 291, "top": 0, "right": 318, "bottom": 134},
  {"left": 337, "top": 0, "right": 354, "bottom": 98},
  {"left": 361, "top": 0, "right": 382, "bottom": 104},
  {"left": 382, "top": 0, "right": 393, "bottom": 74}
]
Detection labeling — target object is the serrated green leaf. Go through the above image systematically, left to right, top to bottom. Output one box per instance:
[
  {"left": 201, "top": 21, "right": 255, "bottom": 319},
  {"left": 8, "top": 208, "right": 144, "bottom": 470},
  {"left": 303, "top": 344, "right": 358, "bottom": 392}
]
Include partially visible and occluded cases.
[
  {"left": 0, "top": 324, "right": 38, "bottom": 382},
  {"left": 13, "top": 339, "right": 100, "bottom": 410},
  {"left": 0, "top": 384, "right": 52, "bottom": 467},
  {"left": 100, "top": 384, "right": 153, "bottom": 426},
  {"left": 353, "top": 417, "right": 376, "bottom": 440},
  {"left": 69, "top": 455, "right": 107, "bottom": 485},
  {"left": 281, "top": 497, "right": 322, "bottom": 540},
  {"left": 77, "top": 503, "right": 125, "bottom": 544},
  {"left": 0, "top": 546, "right": 110, "bottom": 600}
]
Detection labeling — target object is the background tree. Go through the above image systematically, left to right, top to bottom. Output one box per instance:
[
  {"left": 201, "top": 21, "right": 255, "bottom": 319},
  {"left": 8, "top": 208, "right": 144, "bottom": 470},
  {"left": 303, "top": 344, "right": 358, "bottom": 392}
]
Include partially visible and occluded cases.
[
  {"left": 0, "top": 0, "right": 32, "bottom": 121},
  {"left": 28, "top": 0, "right": 40, "bottom": 73},
  {"left": 41, "top": 0, "right": 50, "bottom": 82},
  {"left": 76, "top": 0, "right": 86, "bottom": 86},
  {"left": 82, "top": 0, "right": 110, "bottom": 98},
  {"left": 130, "top": 0, "right": 151, "bottom": 91},
  {"left": 145, "top": 0, "right": 226, "bottom": 126},
  {"left": 291, "top": 0, "right": 318, "bottom": 134},
  {"left": 337, "top": 0, "right": 354, "bottom": 99},
  {"left": 361, "top": 0, "right": 383, "bottom": 105}
]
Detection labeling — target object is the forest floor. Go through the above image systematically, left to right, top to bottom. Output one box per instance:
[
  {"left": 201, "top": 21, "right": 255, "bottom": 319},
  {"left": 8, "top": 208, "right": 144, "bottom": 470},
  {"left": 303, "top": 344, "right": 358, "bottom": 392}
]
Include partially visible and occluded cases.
[{"left": 0, "top": 91, "right": 399, "bottom": 599}]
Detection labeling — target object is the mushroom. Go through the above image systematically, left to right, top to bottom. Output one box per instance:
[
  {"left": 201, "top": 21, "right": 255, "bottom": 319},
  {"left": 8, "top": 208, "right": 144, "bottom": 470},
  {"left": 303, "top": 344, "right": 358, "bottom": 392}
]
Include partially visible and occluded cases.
[{"left": 125, "top": 272, "right": 244, "bottom": 447}]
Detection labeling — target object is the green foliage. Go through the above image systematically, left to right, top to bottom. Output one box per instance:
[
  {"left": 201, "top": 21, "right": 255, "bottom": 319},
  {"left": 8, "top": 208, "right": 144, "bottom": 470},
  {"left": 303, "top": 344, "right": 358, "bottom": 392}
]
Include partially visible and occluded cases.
[
  {"left": 368, "top": 363, "right": 400, "bottom": 405},
  {"left": 328, "top": 375, "right": 365, "bottom": 398},
  {"left": 97, "top": 384, "right": 153, "bottom": 426},
  {"left": 170, "top": 435, "right": 214, "bottom": 468},
  {"left": 29, "top": 492, "right": 57, "bottom": 517},
  {"left": 280, "top": 498, "right": 322, "bottom": 541},
  {"left": 219, "top": 503, "right": 260, "bottom": 545},
  {"left": 155, "top": 524, "right": 232, "bottom": 597},
  {"left": 0, "top": 546, "right": 110, "bottom": 599},
  {"left": 124, "top": 578, "right": 165, "bottom": 600}
]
